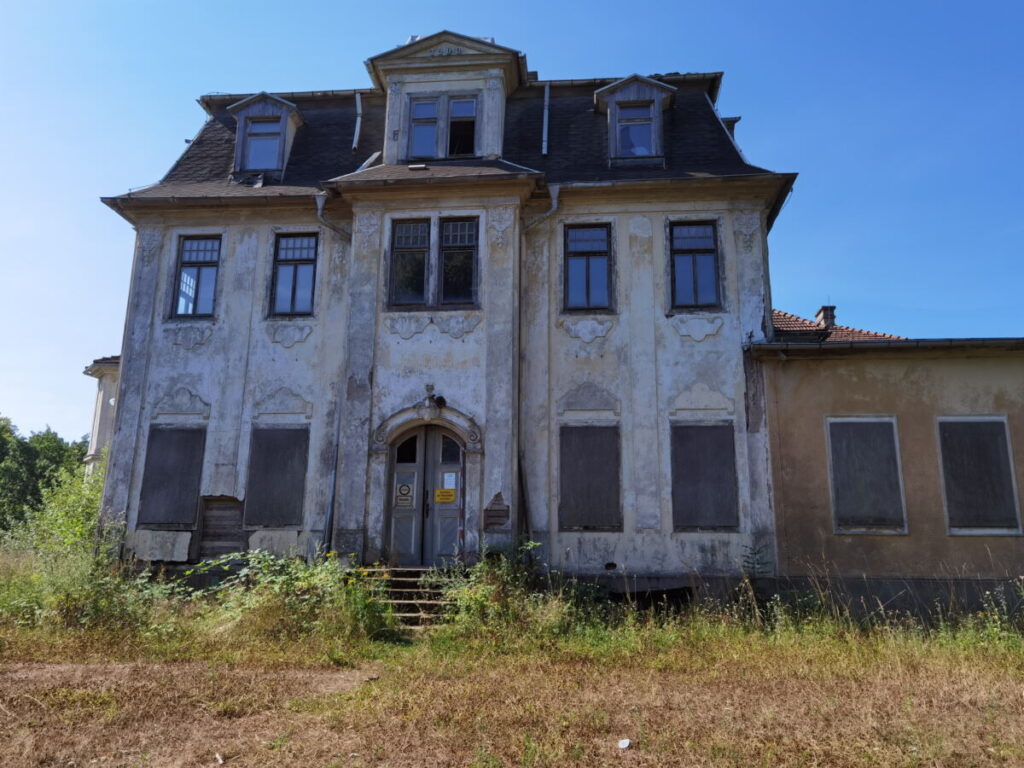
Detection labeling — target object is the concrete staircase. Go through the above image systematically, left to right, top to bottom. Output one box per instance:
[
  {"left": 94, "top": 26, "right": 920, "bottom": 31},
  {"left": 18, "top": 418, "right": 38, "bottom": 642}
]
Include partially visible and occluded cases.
[{"left": 364, "top": 567, "right": 451, "bottom": 628}]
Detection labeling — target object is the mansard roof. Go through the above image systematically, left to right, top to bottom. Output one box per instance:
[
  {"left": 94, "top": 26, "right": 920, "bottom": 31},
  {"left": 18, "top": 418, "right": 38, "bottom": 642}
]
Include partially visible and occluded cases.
[{"left": 102, "top": 67, "right": 787, "bottom": 216}]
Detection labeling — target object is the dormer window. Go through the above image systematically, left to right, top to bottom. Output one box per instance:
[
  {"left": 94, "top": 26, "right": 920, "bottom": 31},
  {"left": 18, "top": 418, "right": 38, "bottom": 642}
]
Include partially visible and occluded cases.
[
  {"left": 594, "top": 75, "right": 675, "bottom": 165},
  {"left": 226, "top": 92, "right": 302, "bottom": 179},
  {"left": 407, "top": 95, "right": 479, "bottom": 160},
  {"left": 616, "top": 103, "right": 653, "bottom": 157},
  {"left": 244, "top": 118, "right": 282, "bottom": 170}
]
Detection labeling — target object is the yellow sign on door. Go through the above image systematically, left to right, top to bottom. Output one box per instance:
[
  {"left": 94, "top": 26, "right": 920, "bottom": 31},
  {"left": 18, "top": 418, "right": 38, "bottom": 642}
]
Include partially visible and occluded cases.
[{"left": 434, "top": 488, "right": 457, "bottom": 504}]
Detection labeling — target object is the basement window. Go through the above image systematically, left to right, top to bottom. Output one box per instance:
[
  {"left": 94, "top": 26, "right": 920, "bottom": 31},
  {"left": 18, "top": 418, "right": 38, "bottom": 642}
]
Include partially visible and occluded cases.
[
  {"left": 827, "top": 418, "right": 906, "bottom": 532},
  {"left": 939, "top": 418, "right": 1020, "bottom": 533}
]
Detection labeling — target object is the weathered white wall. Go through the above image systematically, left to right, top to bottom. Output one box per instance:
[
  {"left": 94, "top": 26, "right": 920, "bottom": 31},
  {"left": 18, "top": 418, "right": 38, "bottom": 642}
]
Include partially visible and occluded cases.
[
  {"left": 519, "top": 192, "right": 775, "bottom": 582},
  {"left": 84, "top": 363, "right": 119, "bottom": 473}
]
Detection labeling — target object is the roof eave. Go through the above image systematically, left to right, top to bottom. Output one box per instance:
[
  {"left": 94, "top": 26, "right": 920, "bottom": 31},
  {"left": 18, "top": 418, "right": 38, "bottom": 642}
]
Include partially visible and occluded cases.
[{"left": 748, "top": 338, "right": 1024, "bottom": 356}]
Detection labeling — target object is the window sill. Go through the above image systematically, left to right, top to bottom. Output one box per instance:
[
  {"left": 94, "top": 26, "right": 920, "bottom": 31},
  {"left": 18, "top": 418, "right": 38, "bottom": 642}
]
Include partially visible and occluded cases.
[
  {"left": 609, "top": 155, "right": 665, "bottom": 169},
  {"left": 385, "top": 305, "right": 480, "bottom": 313},
  {"left": 665, "top": 306, "right": 724, "bottom": 317},
  {"left": 562, "top": 307, "right": 616, "bottom": 316},
  {"left": 267, "top": 313, "right": 315, "bottom": 320},
  {"left": 166, "top": 315, "right": 216, "bottom": 323},
  {"left": 558, "top": 527, "right": 625, "bottom": 534},
  {"left": 834, "top": 527, "right": 908, "bottom": 536},
  {"left": 673, "top": 528, "right": 740, "bottom": 534},
  {"left": 948, "top": 528, "right": 1022, "bottom": 537}
]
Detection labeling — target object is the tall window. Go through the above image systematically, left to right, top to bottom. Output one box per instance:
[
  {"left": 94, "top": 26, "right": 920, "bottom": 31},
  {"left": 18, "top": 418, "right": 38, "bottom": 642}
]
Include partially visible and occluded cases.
[
  {"left": 448, "top": 99, "right": 476, "bottom": 155},
  {"left": 410, "top": 101, "right": 438, "bottom": 158},
  {"left": 616, "top": 103, "right": 653, "bottom": 156},
  {"left": 243, "top": 118, "right": 281, "bottom": 170},
  {"left": 389, "top": 218, "right": 477, "bottom": 308},
  {"left": 670, "top": 222, "right": 719, "bottom": 308},
  {"left": 564, "top": 224, "right": 612, "bottom": 310},
  {"left": 272, "top": 234, "right": 317, "bottom": 315},
  {"left": 175, "top": 236, "right": 220, "bottom": 317},
  {"left": 939, "top": 418, "right": 1020, "bottom": 531},
  {"left": 827, "top": 419, "right": 906, "bottom": 531},
  {"left": 671, "top": 424, "right": 739, "bottom": 531},
  {"left": 559, "top": 425, "right": 622, "bottom": 531}
]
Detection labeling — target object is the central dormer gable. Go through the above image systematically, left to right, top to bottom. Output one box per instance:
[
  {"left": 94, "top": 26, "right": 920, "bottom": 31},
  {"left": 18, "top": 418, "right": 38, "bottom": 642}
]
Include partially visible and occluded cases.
[
  {"left": 367, "top": 31, "right": 527, "bottom": 164},
  {"left": 226, "top": 93, "right": 303, "bottom": 181}
]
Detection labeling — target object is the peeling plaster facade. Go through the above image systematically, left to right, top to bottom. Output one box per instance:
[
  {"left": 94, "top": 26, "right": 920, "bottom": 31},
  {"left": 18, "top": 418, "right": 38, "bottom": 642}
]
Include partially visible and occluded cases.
[{"left": 92, "top": 32, "right": 1022, "bottom": 590}]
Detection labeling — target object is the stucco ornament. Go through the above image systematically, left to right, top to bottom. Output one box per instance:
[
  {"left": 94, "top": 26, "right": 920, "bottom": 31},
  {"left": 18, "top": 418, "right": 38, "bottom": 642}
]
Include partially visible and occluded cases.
[
  {"left": 487, "top": 206, "right": 516, "bottom": 250},
  {"left": 733, "top": 212, "right": 760, "bottom": 253},
  {"left": 432, "top": 313, "right": 482, "bottom": 339},
  {"left": 385, "top": 315, "right": 431, "bottom": 339},
  {"left": 670, "top": 315, "right": 724, "bottom": 342},
  {"left": 561, "top": 318, "right": 613, "bottom": 343},
  {"left": 269, "top": 324, "right": 313, "bottom": 348},
  {"left": 168, "top": 325, "right": 213, "bottom": 350},
  {"left": 557, "top": 381, "right": 621, "bottom": 415},
  {"left": 672, "top": 382, "right": 733, "bottom": 413},
  {"left": 155, "top": 386, "right": 210, "bottom": 419},
  {"left": 255, "top": 386, "right": 313, "bottom": 419},
  {"left": 372, "top": 386, "right": 483, "bottom": 454}
]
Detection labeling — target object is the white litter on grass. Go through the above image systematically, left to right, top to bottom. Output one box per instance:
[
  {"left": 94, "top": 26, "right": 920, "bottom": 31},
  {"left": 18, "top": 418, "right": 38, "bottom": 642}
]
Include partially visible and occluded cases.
[{"left": 618, "top": 739, "right": 631, "bottom": 749}]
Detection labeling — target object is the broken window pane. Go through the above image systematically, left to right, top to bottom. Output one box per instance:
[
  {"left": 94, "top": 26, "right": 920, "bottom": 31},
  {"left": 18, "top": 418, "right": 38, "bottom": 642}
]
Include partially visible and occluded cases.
[
  {"left": 828, "top": 420, "right": 905, "bottom": 529},
  {"left": 940, "top": 420, "right": 1019, "bottom": 529},
  {"left": 671, "top": 424, "right": 739, "bottom": 530},
  {"left": 559, "top": 425, "right": 622, "bottom": 531},
  {"left": 245, "top": 427, "right": 309, "bottom": 527}
]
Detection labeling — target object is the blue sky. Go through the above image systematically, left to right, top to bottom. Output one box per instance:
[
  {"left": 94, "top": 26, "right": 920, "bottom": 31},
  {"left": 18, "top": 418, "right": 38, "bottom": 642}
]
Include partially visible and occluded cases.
[{"left": 1, "top": 0, "right": 1022, "bottom": 440}]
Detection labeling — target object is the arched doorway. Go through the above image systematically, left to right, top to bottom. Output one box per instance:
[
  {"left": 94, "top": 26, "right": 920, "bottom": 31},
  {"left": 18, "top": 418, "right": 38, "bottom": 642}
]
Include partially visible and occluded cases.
[{"left": 387, "top": 426, "right": 465, "bottom": 566}]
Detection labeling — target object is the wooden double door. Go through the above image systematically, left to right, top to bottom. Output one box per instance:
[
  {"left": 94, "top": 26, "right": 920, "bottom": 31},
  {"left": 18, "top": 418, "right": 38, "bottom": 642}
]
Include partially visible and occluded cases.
[{"left": 388, "top": 426, "right": 464, "bottom": 566}]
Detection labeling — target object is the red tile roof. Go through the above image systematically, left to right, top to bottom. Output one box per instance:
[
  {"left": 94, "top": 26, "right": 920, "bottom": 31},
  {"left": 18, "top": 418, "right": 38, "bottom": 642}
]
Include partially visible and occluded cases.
[{"left": 772, "top": 309, "right": 904, "bottom": 342}]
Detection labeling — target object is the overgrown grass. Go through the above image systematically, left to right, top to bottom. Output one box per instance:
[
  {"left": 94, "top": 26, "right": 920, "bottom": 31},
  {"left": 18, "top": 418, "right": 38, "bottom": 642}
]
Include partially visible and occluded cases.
[{"left": 4, "top": 471, "right": 1024, "bottom": 764}]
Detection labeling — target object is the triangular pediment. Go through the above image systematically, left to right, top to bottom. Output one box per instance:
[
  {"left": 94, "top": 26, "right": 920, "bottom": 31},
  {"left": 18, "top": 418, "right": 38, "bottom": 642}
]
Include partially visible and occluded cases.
[{"left": 365, "top": 30, "right": 526, "bottom": 91}]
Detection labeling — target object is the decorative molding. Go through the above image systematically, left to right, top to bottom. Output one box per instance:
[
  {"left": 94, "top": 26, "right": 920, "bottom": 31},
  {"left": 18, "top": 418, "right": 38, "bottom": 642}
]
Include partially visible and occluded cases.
[
  {"left": 486, "top": 78, "right": 502, "bottom": 89},
  {"left": 487, "top": 206, "right": 516, "bottom": 250},
  {"left": 733, "top": 212, "right": 760, "bottom": 253},
  {"left": 138, "top": 228, "right": 163, "bottom": 265},
  {"left": 432, "top": 313, "right": 482, "bottom": 339},
  {"left": 384, "top": 315, "right": 431, "bottom": 339},
  {"left": 670, "top": 315, "right": 724, "bottom": 342},
  {"left": 561, "top": 318, "right": 613, "bottom": 343},
  {"left": 269, "top": 324, "right": 312, "bottom": 348},
  {"left": 167, "top": 325, "right": 213, "bottom": 350},
  {"left": 557, "top": 381, "right": 620, "bottom": 415},
  {"left": 671, "top": 382, "right": 733, "bottom": 413},
  {"left": 155, "top": 386, "right": 210, "bottom": 419},
  {"left": 255, "top": 387, "right": 312, "bottom": 419},
  {"left": 372, "top": 387, "right": 483, "bottom": 454}
]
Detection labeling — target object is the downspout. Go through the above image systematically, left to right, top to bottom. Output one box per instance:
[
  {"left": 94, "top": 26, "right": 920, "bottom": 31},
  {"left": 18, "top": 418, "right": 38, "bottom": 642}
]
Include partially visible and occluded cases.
[
  {"left": 541, "top": 83, "right": 550, "bottom": 156},
  {"left": 352, "top": 92, "right": 363, "bottom": 151},
  {"left": 524, "top": 184, "right": 560, "bottom": 230},
  {"left": 315, "top": 192, "right": 351, "bottom": 242}
]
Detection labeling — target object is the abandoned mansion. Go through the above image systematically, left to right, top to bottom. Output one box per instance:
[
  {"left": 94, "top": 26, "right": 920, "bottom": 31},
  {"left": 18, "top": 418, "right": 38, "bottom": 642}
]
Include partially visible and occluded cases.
[{"left": 88, "top": 32, "right": 1024, "bottom": 592}]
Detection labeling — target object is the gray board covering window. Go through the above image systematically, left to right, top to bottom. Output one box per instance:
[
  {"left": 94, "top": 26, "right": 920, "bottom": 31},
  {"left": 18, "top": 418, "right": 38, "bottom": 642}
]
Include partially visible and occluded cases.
[
  {"left": 389, "top": 218, "right": 477, "bottom": 308},
  {"left": 564, "top": 224, "right": 612, "bottom": 311},
  {"left": 272, "top": 234, "right": 317, "bottom": 315},
  {"left": 174, "top": 236, "right": 220, "bottom": 317},
  {"left": 827, "top": 420, "right": 905, "bottom": 530},
  {"left": 939, "top": 420, "right": 1019, "bottom": 530},
  {"left": 671, "top": 424, "right": 739, "bottom": 531},
  {"left": 559, "top": 425, "right": 622, "bottom": 531},
  {"left": 138, "top": 427, "right": 206, "bottom": 527},
  {"left": 244, "top": 427, "right": 310, "bottom": 527}
]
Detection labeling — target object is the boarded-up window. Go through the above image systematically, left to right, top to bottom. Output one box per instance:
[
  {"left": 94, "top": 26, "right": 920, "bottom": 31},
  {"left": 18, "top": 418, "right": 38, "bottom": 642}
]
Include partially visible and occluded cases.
[
  {"left": 828, "top": 420, "right": 905, "bottom": 529},
  {"left": 940, "top": 420, "right": 1019, "bottom": 530},
  {"left": 671, "top": 424, "right": 739, "bottom": 530},
  {"left": 559, "top": 425, "right": 621, "bottom": 531},
  {"left": 138, "top": 427, "right": 206, "bottom": 527},
  {"left": 244, "top": 427, "right": 310, "bottom": 527}
]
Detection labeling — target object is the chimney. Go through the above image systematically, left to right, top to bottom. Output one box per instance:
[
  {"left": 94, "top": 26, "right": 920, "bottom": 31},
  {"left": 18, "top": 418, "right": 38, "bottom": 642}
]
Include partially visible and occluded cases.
[{"left": 815, "top": 305, "right": 836, "bottom": 330}]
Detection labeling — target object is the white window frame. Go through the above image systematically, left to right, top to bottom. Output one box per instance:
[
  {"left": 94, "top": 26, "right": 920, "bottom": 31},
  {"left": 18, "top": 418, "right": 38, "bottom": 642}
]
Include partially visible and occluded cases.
[
  {"left": 405, "top": 93, "right": 480, "bottom": 160},
  {"left": 824, "top": 415, "right": 908, "bottom": 535},
  {"left": 937, "top": 415, "right": 1022, "bottom": 536}
]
